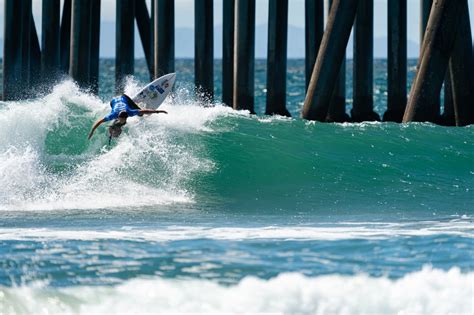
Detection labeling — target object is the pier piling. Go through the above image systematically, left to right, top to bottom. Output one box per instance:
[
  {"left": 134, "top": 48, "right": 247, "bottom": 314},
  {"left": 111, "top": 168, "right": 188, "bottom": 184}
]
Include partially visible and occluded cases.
[
  {"left": 3, "top": 0, "right": 32, "bottom": 100},
  {"left": 41, "top": 0, "right": 60, "bottom": 81},
  {"left": 60, "top": 0, "right": 71, "bottom": 74},
  {"left": 70, "top": 0, "right": 92, "bottom": 88},
  {"left": 89, "top": 0, "right": 101, "bottom": 94},
  {"left": 116, "top": 0, "right": 135, "bottom": 92},
  {"left": 135, "top": 0, "right": 153, "bottom": 77},
  {"left": 154, "top": 0, "right": 175, "bottom": 77},
  {"left": 195, "top": 0, "right": 214, "bottom": 101},
  {"left": 222, "top": 0, "right": 235, "bottom": 106},
  {"left": 233, "top": 0, "right": 256, "bottom": 113},
  {"left": 266, "top": 0, "right": 290, "bottom": 116},
  {"left": 301, "top": 0, "right": 359, "bottom": 121},
  {"left": 305, "top": 0, "right": 324, "bottom": 90},
  {"left": 326, "top": 0, "right": 348, "bottom": 123},
  {"left": 352, "top": 0, "right": 379, "bottom": 122},
  {"left": 384, "top": 0, "right": 407, "bottom": 122},
  {"left": 403, "top": 0, "right": 462, "bottom": 123},
  {"left": 448, "top": 0, "right": 474, "bottom": 126},
  {"left": 21, "top": 1, "right": 32, "bottom": 91},
  {"left": 30, "top": 13, "right": 41, "bottom": 90}
]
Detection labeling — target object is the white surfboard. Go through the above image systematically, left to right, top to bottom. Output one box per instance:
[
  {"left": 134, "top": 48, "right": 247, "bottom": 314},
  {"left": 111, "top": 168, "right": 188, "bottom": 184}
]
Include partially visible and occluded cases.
[{"left": 131, "top": 73, "right": 176, "bottom": 109}]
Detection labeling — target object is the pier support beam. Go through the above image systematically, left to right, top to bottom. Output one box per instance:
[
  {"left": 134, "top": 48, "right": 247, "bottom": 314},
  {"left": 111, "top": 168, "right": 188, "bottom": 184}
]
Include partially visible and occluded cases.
[
  {"left": 3, "top": 0, "right": 31, "bottom": 100},
  {"left": 41, "top": 0, "right": 60, "bottom": 80},
  {"left": 60, "top": 0, "right": 71, "bottom": 74},
  {"left": 70, "top": 0, "right": 91, "bottom": 88},
  {"left": 90, "top": 0, "right": 101, "bottom": 94},
  {"left": 116, "top": 0, "right": 135, "bottom": 92},
  {"left": 136, "top": 0, "right": 153, "bottom": 77},
  {"left": 154, "top": 0, "right": 175, "bottom": 77},
  {"left": 195, "top": 0, "right": 214, "bottom": 101},
  {"left": 222, "top": 0, "right": 235, "bottom": 106},
  {"left": 233, "top": 0, "right": 255, "bottom": 113},
  {"left": 266, "top": 0, "right": 290, "bottom": 116},
  {"left": 301, "top": 0, "right": 359, "bottom": 121},
  {"left": 305, "top": 0, "right": 324, "bottom": 90},
  {"left": 326, "top": 0, "right": 349, "bottom": 122},
  {"left": 352, "top": 0, "right": 379, "bottom": 122},
  {"left": 384, "top": 0, "right": 407, "bottom": 122},
  {"left": 403, "top": 0, "right": 462, "bottom": 123},
  {"left": 418, "top": 0, "right": 440, "bottom": 119},
  {"left": 420, "top": 0, "right": 432, "bottom": 45},
  {"left": 21, "top": 1, "right": 32, "bottom": 90},
  {"left": 449, "top": 1, "right": 473, "bottom": 126},
  {"left": 30, "top": 13, "right": 41, "bottom": 89}
]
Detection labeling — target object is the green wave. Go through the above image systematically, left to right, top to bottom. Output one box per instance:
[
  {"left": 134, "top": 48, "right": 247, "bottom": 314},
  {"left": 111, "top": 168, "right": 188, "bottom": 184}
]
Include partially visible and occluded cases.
[{"left": 1, "top": 82, "right": 473, "bottom": 213}]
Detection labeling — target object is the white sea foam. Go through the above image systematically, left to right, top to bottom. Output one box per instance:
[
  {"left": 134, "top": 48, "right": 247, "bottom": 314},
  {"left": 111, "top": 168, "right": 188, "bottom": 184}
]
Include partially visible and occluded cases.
[
  {"left": 0, "top": 81, "right": 237, "bottom": 211},
  {"left": 0, "top": 219, "right": 471, "bottom": 241},
  {"left": 0, "top": 267, "right": 472, "bottom": 315}
]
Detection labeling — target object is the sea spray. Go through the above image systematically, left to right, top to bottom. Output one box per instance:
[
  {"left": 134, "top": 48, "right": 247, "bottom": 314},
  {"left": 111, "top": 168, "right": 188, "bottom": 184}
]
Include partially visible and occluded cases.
[{"left": 0, "top": 80, "right": 224, "bottom": 211}]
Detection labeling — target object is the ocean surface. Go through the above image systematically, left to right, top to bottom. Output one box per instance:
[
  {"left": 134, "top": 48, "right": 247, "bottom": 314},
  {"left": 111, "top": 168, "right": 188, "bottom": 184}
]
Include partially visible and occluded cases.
[{"left": 0, "top": 59, "right": 473, "bottom": 314}]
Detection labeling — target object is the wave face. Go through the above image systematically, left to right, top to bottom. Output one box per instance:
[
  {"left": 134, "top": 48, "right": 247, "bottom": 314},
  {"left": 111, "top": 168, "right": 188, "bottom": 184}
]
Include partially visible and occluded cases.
[
  {"left": 1, "top": 80, "right": 472, "bottom": 214},
  {"left": 1, "top": 268, "right": 472, "bottom": 315}
]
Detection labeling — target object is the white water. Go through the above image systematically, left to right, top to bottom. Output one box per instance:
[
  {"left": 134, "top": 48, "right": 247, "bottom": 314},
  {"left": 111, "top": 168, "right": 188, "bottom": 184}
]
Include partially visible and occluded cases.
[
  {"left": 0, "top": 81, "right": 240, "bottom": 211},
  {"left": 0, "top": 218, "right": 472, "bottom": 241},
  {"left": 0, "top": 267, "right": 472, "bottom": 315}
]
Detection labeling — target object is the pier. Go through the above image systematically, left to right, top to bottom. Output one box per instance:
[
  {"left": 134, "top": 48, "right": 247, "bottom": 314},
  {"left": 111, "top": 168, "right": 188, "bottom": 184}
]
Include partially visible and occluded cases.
[{"left": 2, "top": 0, "right": 473, "bottom": 125}]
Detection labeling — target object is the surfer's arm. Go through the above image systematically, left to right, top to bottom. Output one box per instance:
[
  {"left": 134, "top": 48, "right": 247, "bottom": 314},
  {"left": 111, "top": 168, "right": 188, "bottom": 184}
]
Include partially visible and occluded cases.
[
  {"left": 138, "top": 109, "right": 168, "bottom": 116},
  {"left": 88, "top": 118, "right": 106, "bottom": 140}
]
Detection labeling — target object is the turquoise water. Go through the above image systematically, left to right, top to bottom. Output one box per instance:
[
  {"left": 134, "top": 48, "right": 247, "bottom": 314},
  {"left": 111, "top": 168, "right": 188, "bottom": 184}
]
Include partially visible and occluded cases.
[{"left": 0, "top": 59, "right": 473, "bottom": 314}]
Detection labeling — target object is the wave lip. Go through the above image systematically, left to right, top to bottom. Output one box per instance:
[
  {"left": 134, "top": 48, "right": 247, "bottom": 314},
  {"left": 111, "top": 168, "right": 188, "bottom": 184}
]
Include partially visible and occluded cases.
[{"left": 0, "top": 267, "right": 472, "bottom": 315}]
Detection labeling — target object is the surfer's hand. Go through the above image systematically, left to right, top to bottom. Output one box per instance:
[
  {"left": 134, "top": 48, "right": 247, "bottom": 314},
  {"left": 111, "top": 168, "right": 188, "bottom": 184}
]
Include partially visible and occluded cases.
[{"left": 157, "top": 110, "right": 168, "bottom": 114}]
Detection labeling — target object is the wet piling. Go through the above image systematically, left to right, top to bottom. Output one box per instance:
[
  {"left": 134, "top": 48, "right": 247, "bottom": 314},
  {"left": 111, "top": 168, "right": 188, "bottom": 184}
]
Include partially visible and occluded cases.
[
  {"left": 3, "top": 0, "right": 32, "bottom": 100},
  {"left": 41, "top": 0, "right": 60, "bottom": 81},
  {"left": 60, "top": 0, "right": 71, "bottom": 74},
  {"left": 70, "top": 0, "right": 92, "bottom": 88},
  {"left": 89, "top": 0, "right": 101, "bottom": 94},
  {"left": 116, "top": 0, "right": 135, "bottom": 92},
  {"left": 135, "top": 0, "right": 154, "bottom": 77},
  {"left": 154, "top": 0, "right": 175, "bottom": 77},
  {"left": 195, "top": 0, "right": 214, "bottom": 101},
  {"left": 222, "top": 0, "right": 235, "bottom": 106},
  {"left": 233, "top": 0, "right": 255, "bottom": 113},
  {"left": 266, "top": 0, "right": 290, "bottom": 116},
  {"left": 301, "top": 0, "right": 359, "bottom": 121},
  {"left": 305, "top": 0, "right": 324, "bottom": 90},
  {"left": 326, "top": 0, "right": 348, "bottom": 123},
  {"left": 352, "top": 0, "right": 379, "bottom": 122},
  {"left": 384, "top": 0, "right": 407, "bottom": 122},
  {"left": 403, "top": 0, "right": 462, "bottom": 123},
  {"left": 448, "top": 0, "right": 473, "bottom": 126}
]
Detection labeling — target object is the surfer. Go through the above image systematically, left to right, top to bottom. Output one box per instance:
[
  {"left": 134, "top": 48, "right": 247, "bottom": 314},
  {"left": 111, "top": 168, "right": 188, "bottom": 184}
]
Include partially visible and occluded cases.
[{"left": 88, "top": 94, "right": 167, "bottom": 141}]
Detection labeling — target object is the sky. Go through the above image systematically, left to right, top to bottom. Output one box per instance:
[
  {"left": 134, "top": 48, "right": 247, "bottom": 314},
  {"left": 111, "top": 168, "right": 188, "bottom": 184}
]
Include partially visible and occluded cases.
[{"left": 0, "top": 0, "right": 472, "bottom": 57}]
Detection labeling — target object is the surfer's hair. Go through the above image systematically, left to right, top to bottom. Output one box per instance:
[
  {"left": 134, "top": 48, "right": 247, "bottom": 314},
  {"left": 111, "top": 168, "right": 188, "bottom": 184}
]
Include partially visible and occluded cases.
[{"left": 118, "top": 111, "right": 129, "bottom": 119}]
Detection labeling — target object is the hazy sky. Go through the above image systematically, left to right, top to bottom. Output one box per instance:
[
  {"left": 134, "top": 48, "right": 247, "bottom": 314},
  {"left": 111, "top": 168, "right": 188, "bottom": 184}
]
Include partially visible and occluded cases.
[{"left": 0, "top": 0, "right": 472, "bottom": 45}]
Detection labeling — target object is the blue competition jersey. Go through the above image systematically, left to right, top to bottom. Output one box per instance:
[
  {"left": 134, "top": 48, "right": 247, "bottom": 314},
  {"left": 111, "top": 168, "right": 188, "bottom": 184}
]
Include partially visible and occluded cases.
[{"left": 103, "top": 95, "right": 141, "bottom": 122}]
